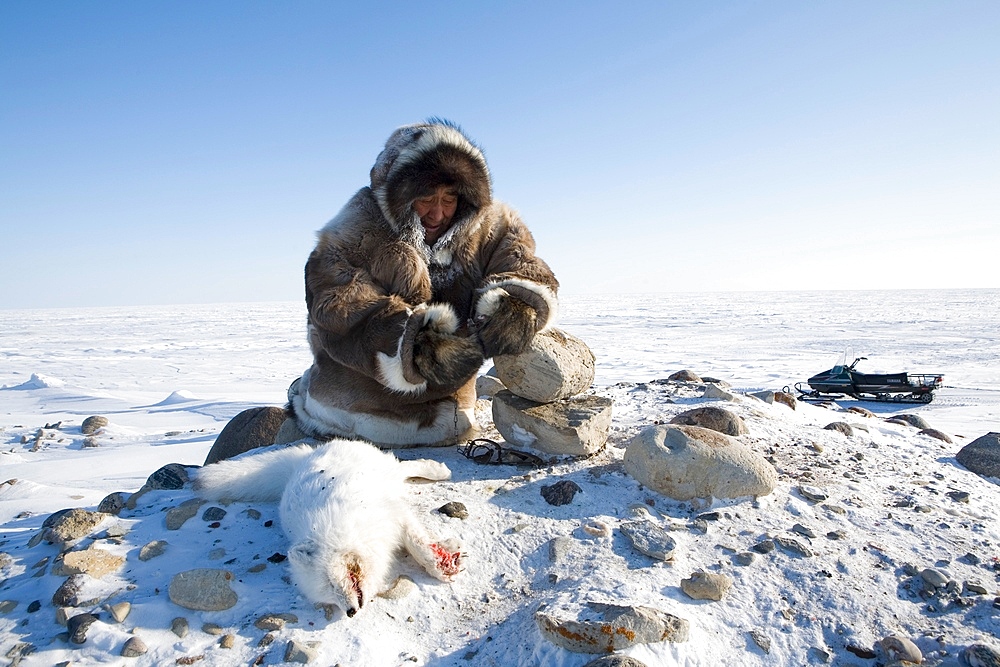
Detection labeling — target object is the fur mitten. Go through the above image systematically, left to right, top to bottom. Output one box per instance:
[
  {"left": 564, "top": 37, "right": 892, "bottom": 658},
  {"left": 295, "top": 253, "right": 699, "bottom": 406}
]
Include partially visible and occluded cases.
[
  {"left": 475, "top": 292, "right": 537, "bottom": 358},
  {"left": 412, "top": 318, "right": 484, "bottom": 388}
]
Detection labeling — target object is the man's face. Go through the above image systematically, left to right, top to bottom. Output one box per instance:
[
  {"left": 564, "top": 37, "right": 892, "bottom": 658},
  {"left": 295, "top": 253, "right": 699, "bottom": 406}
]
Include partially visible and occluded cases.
[{"left": 413, "top": 186, "right": 458, "bottom": 245}]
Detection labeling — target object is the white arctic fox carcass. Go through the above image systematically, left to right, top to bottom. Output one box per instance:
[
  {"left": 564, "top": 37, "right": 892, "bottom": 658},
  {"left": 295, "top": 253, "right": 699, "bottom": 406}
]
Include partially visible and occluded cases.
[{"left": 193, "top": 439, "right": 464, "bottom": 617}]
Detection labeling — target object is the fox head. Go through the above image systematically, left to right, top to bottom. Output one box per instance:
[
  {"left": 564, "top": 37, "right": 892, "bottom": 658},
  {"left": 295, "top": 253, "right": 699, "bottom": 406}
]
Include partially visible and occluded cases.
[{"left": 288, "top": 541, "right": 373, "bottom": 618}]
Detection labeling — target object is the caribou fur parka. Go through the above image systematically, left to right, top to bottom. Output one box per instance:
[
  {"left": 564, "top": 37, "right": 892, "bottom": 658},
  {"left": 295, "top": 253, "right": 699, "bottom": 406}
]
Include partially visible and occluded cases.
[{"left": 288, "top": 121, "right": 559, "bottom": 447}]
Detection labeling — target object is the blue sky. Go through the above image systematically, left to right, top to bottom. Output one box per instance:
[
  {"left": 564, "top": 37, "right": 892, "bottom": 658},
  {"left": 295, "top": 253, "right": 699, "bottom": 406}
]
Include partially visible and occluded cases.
[{"left": 2, "top": 1, "right": 998, "bottom": 309}]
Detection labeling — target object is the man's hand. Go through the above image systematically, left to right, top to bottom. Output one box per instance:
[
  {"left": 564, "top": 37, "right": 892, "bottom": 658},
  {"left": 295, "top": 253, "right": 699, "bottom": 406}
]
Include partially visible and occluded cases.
[
  {"left": 476, "top": 294, "right": 537, "bottom": 358},
  {"left": 413, "top": 327, "right": 484, "bottom": 387}
]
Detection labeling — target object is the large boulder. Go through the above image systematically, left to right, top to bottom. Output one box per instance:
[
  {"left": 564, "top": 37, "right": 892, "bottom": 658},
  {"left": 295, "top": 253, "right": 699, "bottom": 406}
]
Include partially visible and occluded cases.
[
  {"left": 493, "top": 328, "right": 595, "bottom": 403},
  {"left": 492, "top": 391, "right": 611, "bottom": 456},
  {"left": 203, "top": 406, "right": 288, "bottom": 465},
  {"left": 670, "top": 407, "right": 747, "bottom": 436},
  {"left": 623, "top": 425, "right": 777, "bottom": 501},
  {"left": 956, "top": 432, "right": 1000, "bottom": 479},
  {"left": 536, "top": 601, "right": 689, "bottom": 654}
]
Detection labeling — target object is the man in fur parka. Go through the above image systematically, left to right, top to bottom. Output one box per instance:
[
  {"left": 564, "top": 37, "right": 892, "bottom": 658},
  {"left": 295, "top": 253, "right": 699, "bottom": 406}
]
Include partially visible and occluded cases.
[{"left": 286, "top": 119, "right": 559, "bottom": 448}]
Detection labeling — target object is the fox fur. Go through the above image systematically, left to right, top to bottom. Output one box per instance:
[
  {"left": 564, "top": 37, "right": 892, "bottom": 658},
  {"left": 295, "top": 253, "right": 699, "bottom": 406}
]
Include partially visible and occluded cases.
[{"left": 193, "top": 439, "right": 463, "bottom": 618}]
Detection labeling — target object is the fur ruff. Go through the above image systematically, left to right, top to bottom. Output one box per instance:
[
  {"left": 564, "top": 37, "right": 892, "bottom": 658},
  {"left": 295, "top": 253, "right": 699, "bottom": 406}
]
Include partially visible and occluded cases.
[{"left": 194, "top": 440, "right": 463, "bottom": 618}]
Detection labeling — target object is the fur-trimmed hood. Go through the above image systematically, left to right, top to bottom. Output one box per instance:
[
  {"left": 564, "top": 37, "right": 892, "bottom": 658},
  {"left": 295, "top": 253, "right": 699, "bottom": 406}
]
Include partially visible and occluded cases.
[{"left": 369, "top": 120, "right": 492, "bottom": 252}]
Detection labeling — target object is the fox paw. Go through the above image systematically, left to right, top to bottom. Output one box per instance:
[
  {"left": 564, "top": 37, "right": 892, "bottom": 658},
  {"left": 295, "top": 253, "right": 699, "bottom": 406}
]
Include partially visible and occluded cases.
[{"left": 429, "top": 539, "right": 464, "bottom": 579}]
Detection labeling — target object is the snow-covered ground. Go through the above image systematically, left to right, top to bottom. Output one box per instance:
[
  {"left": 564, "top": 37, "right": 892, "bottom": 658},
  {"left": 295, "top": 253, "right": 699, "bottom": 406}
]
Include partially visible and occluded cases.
[{"left": 1, "top": 289, "right": 998, "bottom": 666}]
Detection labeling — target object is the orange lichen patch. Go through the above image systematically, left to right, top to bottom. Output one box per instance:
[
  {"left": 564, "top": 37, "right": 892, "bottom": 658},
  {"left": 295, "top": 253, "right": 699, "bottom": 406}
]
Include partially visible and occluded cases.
[
  {"left": 597, "top": 624, "right": 637, "bottom": 641},
  {"left": 553, "top": 625, "right": 598, "bottom": 646}
]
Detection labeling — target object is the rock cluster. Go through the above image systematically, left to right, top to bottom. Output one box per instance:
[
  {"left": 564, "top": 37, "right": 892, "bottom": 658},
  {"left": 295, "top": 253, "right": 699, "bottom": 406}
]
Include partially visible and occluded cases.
[{"left": 489, "top": 328, "right": 612, "bottom": 457}]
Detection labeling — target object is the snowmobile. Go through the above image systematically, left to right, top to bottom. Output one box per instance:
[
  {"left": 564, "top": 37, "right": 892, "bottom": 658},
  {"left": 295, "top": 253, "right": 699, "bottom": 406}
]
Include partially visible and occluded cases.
[{"left": 791, "top": 355, "right": 943, "bottom": 404}]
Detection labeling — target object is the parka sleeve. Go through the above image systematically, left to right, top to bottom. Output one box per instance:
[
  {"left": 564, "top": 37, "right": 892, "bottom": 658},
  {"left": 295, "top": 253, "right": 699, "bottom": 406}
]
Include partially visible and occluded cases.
[
  {"left": 473, "top": 204, "right": 560, "bottom": 332},
  {"left": 305, "top": 238, "right": 459, "bottom": 396}
]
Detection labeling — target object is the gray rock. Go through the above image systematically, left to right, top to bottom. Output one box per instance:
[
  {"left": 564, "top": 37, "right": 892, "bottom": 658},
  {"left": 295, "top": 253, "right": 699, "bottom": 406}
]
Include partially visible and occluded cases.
[
  {"left": 494, "top": 329, "right": 596, "bottom": 403},
  {"left": 668, "top": 370, "right": 702, "bottom": 383},
  {"left": 476, "top": 371, "right": 506, "bottom": 398},
  {"left": 702, "top": 384, "right": 737, "bottom": 401},
  {"left": 750, "top": 390, "right": 775, "bottom": 404},
  {"left": 493, "top": 391, "right": 612, "bottom": 456},
  {"left": 772, "top": 392, "right": 797, "bottom": 410},
  {"left": 203, "top": 406, "right": 288, "bottom": 465},
  {"left": 670, "top": 406, "right": 748, "bottom": 436},
  {"left": 891, "top": 413, "right": 932, "bottom": 429},
  {"left": 81, "top": 416, "right": 108, "bottom": 435},
  {"left": 273, "top": 417, "right": 311, "bottom": 445},
  {"left": 824, "top": 422, "right": 854, "bottom": 437},
  {"left": 623, "top": 425, "right": 777, "bottom": 501},
  {"left": 920, "top": 428, "right": 953, "bottom": 443},
  {"left": 957, "top": 433, "right": 1000, "bottom": 479},
  {"left": 146, "top": 463, "right": 194, "bottom": 490},
  {"left": 541, "top": 480, "right": 583, "bottom": 506},
  {"left": 797, "top": 485, "right": 828, "bottom": 503},
  {"left": 97, "top": 491, "right": 129, "bottom": 516},
  {"left": 166, "top": 498, "right": 206, "bottom": 530},
  {"left": 436, "top": 502, "right": 468, "bottom": 520},
  {"left": 202, "top": 507, "right": 227, "bottom": 522},
  {"left": 43, "top": 508, "right": 107, "bottom": 544},
  {"left": 620, "top": 520, "right": 677, "bottom": 561},
  {"left": 791, "top": 523, "right": 817, "bottom": 539},
  {"left": 774, "top": 535, "right": 814, "bottom": 557},
  {"left": 549, "top": 536, "right": 574, "bottom": 563},
  {"left": 139, "top": 540, "right": 168, "bottom": 561},
  {"left": 53, "top": 546, "right": 125, "bottom": 578},
  {"left": 734, "top": 552, "right": 755, "bottom": 566},
  {"left": 921, "top": 568, "right": 950, "bottom": 589},
  {"left": 168, "top": 569, "right": 238, "bottom": 611},
  {"left": 680, "top": 571, "right": 733, "bottom": 601},
  {"left": 52, "top": 574, "right": 100, "bottom": 607},
  {"left": 378, "top": 575, "right": 417, "bottom": 600},
  {"left": 964, "top": 581, "right": 989, "bottom": 596},
  {"left": 0, "top": 600, "right": 17, "bottom": 614},
  {"left": 104, "top": 602, "right": 131, "bottom": 623},
  {"left": 536, "top": 602, "right": 689, "bottom": 654},
  {"left": 68, "top": 612, "right": 98, "bottom": 644},
  {"left": 254, "top": 613, "right": 297, "bottom": 631},
  {"left": 170, "top": 617, "right": 189, "bottom": 638},
  {"left": 202, "top": 622, "right": 224, "bottom": 635},
  {"left": 749, "top": 629, "right": 772, "bottom": 654},
  {"left": 877, "top": 635, "right": 922, "bottom": 664},
  {"left": 120, "top": 636, "right": 147, "bottom": 657},
  {"left": 285, "top": 639, "right": 319, "bottom": 663},
  {"left": 961, "top": 643, "right": 1000, "bottom": 667},
  {"left": 583, "top": 656, "right": 649, "bottom": 667}
]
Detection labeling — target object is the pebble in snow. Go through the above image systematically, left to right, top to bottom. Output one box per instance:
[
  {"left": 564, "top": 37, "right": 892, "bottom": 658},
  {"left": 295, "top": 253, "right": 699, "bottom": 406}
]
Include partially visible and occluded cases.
[
  {"left": 541, "top": 480, "right": 583, "bottom": 506},
  {"left": 436, "top": 502, "right": 469, "bottom": 519},
  {"left": 620, "top": 520, "right": 677, "bottom": 561},
  {"left": 138, "top": 540, "right": 168, "bottom": 561},
  {"left": 168, "top": 569, "right": 238, "bottom": 611},
  {"left": 680, "top": 571, "right": 733, "bottom": 601},
  {"left": 170, "top": 617, "right": 189, "bottom": 638},
  {"left": 877, "top": 635, "right": 922, "bottom": 664},
  {"left": 120, "top": 636, "right": 147, "bottom": 657},
  {"left": 285, "top": 639, "right": 319, "bottom": 663}
]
